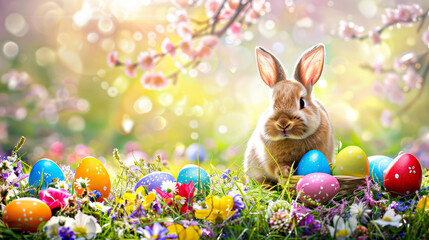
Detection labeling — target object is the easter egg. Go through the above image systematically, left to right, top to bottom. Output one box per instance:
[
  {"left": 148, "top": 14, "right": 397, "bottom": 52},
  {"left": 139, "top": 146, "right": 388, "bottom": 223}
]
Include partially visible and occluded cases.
[
  {"left": 186, "top": 143, "right": 206, "bottom": 162},
  {"left": 332, "top": 146, "right": 369, "bottom": 177},
  {"left": 296, "top": 150, "right": 331, "bottom": 175},
  {"left": 384, "top": 153, "right": 422, "bottom": 196},
  {"left": 368, "top": 155, "right": 393, "bottom": 185},
  {"left": 74, "top": 156, "right": 111, "bottom": 202},
  {"left": 29, "top": 158, "right": 65, "bottom": 189},
  {"left": 177, "top": 164, "right": 210, "bottom": 190},
  {"left": 135, "top": 172, "right": 176, "bottom": 192},
  {"left": 296, "top": 173, "right": 339, "bottom": 206},
  {"left": 3, "top": 198, "right": 52, "bottom": 232}
]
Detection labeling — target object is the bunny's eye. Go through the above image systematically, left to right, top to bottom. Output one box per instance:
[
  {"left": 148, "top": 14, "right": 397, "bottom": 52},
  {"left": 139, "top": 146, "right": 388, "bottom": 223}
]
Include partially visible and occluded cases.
[{"left": 299, "top": 97, "right": 305, "bottom": 109}]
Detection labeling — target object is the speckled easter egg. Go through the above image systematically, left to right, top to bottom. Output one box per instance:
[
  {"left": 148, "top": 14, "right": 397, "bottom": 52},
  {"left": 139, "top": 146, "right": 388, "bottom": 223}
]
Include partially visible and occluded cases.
[
  {"left": 186, "top": 143, "right": 206, "bottom": 162},
  {"left": 332, "top": 146, "right": 369, "bottom": 177},
  {"left": 296, "top": 150, "right": 331, "bottom": 175},
  {"left": 384, "top": 153, "right": 422, "bottom": 197},
  {"left": 368, "top": 155, "right": 393, "bottom": 185},
  {"left": 74, "top": 156, "right": 111, "bottom": 202},
  {"left": 29, "top": 158, "right": 65, "bottom": 189},
  {"left": 177, "top": 164, "right": 210, "bottom": 190},
  {"left": 135, "top": 172, "right": 176, "bottom": 192},
  {"left": 296, "top": 173, "right": 339, "bottom": 206},
  {"left": 3, "top": 198, "right": 52, "bottom": 232}
]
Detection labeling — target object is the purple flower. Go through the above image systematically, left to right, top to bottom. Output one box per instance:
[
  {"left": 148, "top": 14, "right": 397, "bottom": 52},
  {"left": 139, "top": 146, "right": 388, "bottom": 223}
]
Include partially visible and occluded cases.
[
  {"left": 221, "top": 169, "right": 231, "bottom": 180},
  {"left": 89, "top": 190, "right": 102, "bottom": 202},
  {"left": 228, "top": 191, "right": 245, "bottom": 211},
  {"left": 153, "top": 200, "right": 163, "bottom": 214},
  {"left": 129, "top": 204, "right": 145, "bottom": 219},
  {"left": 299, "top": 214, "right": 321, "bottom": 236},
  {"left": 139, "top": 222, "right": 177, "bottom": 240},
  {"left": 58, "top": 226, "right": 76, "bottom": 240}
]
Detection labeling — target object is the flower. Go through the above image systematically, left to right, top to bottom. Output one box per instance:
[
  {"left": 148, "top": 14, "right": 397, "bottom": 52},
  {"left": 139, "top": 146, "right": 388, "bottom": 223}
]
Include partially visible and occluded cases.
[
  {"left": 338, "top": 21, "right": 364, "bottom": 40},
  {"left": 177, "top": 22, "right": 192, "bottom": 40},
  {"left": 369, "top": 29, "right": 381, "bottom": 45},
  {"left": 423, "top": 30, "right": 429, "bottom": 48},
  {"left": 196, "top": 35, "right": 219, "bottom": 59},
  {"left": 161, "top": 38, "right": 176, "bottom": 57},
  {"left": 138, "top": 49, "right": 156, "bottom": 70},
  {"left": 107, "top": 51, "right": 119, "bottom": 67},
  {"left": 124, "top": 60, "right": 137, "bottom": 78},
  {"left": 403, "top": 68, "right": 421, "bottom": 89},
  {"left": 1, "top": 70, "right": 31, "bottom": 90},
  {"left": 141, "top": 71, "right": 169, "bottom": 91},
  {"left": 383, "top": 73, "right": 400, "bottom": 89},
  {"left": 372, "top": 82, "right": 386, "bottom": 98},
  {"left": 388, "top": 86, "right": 405, "bottom": 105},
  {"left": 380, "top": 110, "right": 393, "bottom": 127},
  {"left": 74, "top": 177, "right": 90, "bottom": 190},
  {"left": 161, "top": 180, "right": 178, "bottom": 194},
  {"left": 176, "top": 181, "right": 196, "bottom": 214},
  {"left": 40, "top": 188, "right": 73, "bottom": 210},
  {"left": 88, "top": 190, "right": 102, "bottom": 202},
  {"left": 227, "top": 191, "right": 245, "bottom": 211},
  {"left": 195, "top": 195, "right": 236, "bottom": 224},
  {"left": 417, "top": 196, "right": 429, "bottom": 213},
  {"left": 88, "top": 201, "right": 111, "bottom": 213},
  {"left": 350, "top": 202, "right": 371, "bottom": 224},
  {"left": 373, "top": 209, "right": 402, "bottom": 227},
  {"left": 69, "top": 211, "right": 102, "bottom": 239},
  {"left": 269, "top": 211, "right": 292, "bottom": 232},
  {"left": 299, "top": 214, "right": 321, "bottom": 236},
  {"left": 44, "top": 216, "right": 76, "bottom": 239},
  {"left": 328, "top": 216, "right": 358, "bottom": 239},
  {"left": 138, "top": 222, "right": 177, "bottom": 240},
  {"left": 167, "top": 224, "right": 201, "bottom": 240},
  {"left": 354, "top": 225, "right": 369, "bottom": 240},
  {"left": 58, "top": 226, "right": 76, "bottom": 240}
]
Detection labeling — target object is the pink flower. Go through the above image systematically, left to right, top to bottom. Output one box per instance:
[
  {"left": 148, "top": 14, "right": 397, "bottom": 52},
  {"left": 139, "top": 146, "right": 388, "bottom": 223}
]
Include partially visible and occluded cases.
[
  {"left": 171, "top": 0, "right": 189, "bottom": 8},
  {"left": 205, "top": 0, "right": 220, "bottom": 18},
  {"left": 227, "top": 0, "right": 240, "bottom": 10},
  {"left": 252, "top": 0, "right": 265, "bottom": 12},
  {"left": 410, "top": 4, "right": 423, "bottom": 17},
  {"left": 396, "top": 5, "right": 413, "bottom": 21},
  {"left": 382, "top": 8, "right": 397, "bottom": 24},
  {"left": 245, "top": 9, "right": 259, "bottom": 24},
  {"left": 338, "top": 21, "right": 364, "bottom": 40},
  {"left": 177, "top": 22, "right": 192, "bottom": 40},
  {"left": 228, "top": 22, "right": 242, "bottom": 36},
  {"left": 369, "top": 29, "right": 381, "bottom": 45},
  {"left": 422, "top": 30, "right": 429, "bottom": 48},
  {"left": 196, "top": 35, "right": 220, "bottom": 59},
  {"left": 199, "top": 35, "right": 220, "bottom": 48},
  {"left": 161, "top": 38, "right": 176, "bottom": 57},
  {"left": 179, "top": 40, "right": 195, "bottom": 58},
  {"left": 138, "top": 49, "right": 156, "bottom": 70},
  {"left": 107, "top": 51, "right": 119, "bottom": 67},
  {"left": 394, "top": 52, "right": 417, "bottom": 72},
  {"left": 370, "top": 56, "right": 384, "bottom": 73},
  {"left": 124, "top": 59, "right": 137, "bottom": 78},
  {"left": 402, "top": 68, "right": 421, "bottom": 89},
  {"left": 141, "top": 71, "right": 169, "bottom": 90},
  {"left": 383, "top": 73, "right": 400, "bottom": 89},
  {"left": 372, "top": 82, "right": 386, "bottom": 98},
  {"left": 388, "top": 86, "right": 405, "bottom": 105},
  {"left": 380, "top": 110, "right": 393, "bottom": 127},
  {"left": 40, "top": 188, "right": 72, "bottom": 210}
]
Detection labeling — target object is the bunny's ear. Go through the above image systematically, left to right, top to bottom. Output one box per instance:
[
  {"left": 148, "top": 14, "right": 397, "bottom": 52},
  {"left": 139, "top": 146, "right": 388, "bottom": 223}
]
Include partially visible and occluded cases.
[
  {"left": 294, "top": 44, "right": 325, "bottom": 88},
  {"left": 255, "top": 47, "right": 286, "bottom": 87}
]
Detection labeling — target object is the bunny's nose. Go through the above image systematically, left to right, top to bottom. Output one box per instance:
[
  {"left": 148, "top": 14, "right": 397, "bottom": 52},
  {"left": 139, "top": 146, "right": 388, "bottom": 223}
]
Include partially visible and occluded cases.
[{"left": 276, "top": 120, "right": 293, "bottom": 130}]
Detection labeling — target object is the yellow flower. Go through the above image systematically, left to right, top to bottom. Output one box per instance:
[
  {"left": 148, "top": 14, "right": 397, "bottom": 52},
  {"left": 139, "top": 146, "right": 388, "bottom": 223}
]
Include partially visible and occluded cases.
[
  {"left": 119, "top": 186, "right": 149, "bottom": 213},
  {"left": 141, "top": 192, "right": 156, "bottom": 210},
  {"left": 195, "top": 195, "right": 236, "bottom": 224},
  {"left": 417, "top": 196, "right": 429, "bottom": 213},
  {"left": 167, "top": 224, "right": 201, "bottom": 240}
]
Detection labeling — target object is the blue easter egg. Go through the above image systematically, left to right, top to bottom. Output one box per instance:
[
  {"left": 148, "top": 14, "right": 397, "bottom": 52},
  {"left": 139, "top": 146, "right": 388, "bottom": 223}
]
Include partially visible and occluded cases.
[
  {"left": 185, "top": 143, "right": 206, "bottom": 162},
  {"left": 296, "top": 150, "right": 331, "bottom": 175},
  {"left": 368, "top": 155, "right": 393, "bottom": 185},
  {"left": 29, "top": 159, "right": 65, "bottom": 189},
  {"left": 177, "top": 164, "right": 210, "bottom": 190},
  {"left": 135, "top": 172, "right": 176, "bottom": 192}
]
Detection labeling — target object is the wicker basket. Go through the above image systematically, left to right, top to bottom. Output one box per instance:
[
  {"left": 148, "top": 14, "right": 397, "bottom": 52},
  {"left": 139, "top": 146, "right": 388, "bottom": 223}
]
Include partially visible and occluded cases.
[{"left": 288, "top": 175, "right": 366, "bottom": 195}]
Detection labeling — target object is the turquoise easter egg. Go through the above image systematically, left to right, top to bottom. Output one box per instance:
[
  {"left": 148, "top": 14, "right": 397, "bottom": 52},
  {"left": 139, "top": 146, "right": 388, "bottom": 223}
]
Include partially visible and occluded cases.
[
  {"left": 296, "top": 150, "right": 331, "bottom": 175},
  {"left": 369, "top": 155, "right": 393, "bottom": 185},
  {"left": 29, "top": 159, "right": 65, "bottom": 189},
  {"left": 177, "top": 164, "right": 210, "bottom": 190},
  {"left": 135, "top": 172, "right": 176, "bottom": 192}
]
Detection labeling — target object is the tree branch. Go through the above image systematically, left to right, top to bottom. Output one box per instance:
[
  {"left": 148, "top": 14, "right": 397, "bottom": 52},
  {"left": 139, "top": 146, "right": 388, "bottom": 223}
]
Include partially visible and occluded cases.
[{"left": 211, "top": 0, "right": 228, "bottom": 34}]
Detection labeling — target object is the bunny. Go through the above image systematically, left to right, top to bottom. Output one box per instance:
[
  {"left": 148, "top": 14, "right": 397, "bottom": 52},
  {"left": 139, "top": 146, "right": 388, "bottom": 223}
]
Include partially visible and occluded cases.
[{"left": 244, "top": 44, "right": 334, "bottom": 185}]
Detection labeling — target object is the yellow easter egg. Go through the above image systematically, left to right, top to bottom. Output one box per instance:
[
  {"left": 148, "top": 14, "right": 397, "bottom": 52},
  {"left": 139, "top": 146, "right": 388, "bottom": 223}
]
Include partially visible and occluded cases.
[
  {"left": 332, "top": 146, "right": 369, "bottom": 177},
  {"left": 74, "top": 156, "right": 111, "bottom": 202}
]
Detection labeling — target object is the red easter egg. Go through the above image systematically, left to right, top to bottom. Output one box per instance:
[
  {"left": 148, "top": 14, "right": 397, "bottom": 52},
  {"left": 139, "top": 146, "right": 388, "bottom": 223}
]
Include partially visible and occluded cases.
[{"left": 384, "top": 153, "right": 422, "bottom": 197}]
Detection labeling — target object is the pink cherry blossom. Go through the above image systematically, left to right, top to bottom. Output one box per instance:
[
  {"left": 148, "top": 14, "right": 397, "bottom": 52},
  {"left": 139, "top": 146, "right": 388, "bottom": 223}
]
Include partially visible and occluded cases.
[
  {"left": 171, "top": 0, "right": 189, "bottom": 8},
  {"left": 205, "top": 0, "right": 220, "bottom": 18},
  {"left": 227, "top": 0, "right": 239, "bottom": 10},
  {"left": 252, "top": 0, "right": 265, "bottom": 12},
  {"left": 395, "top": 5, "right": 413, "bottom": 21},
  {"left": 218, "top": 8, "right": 234, "bottom": 21},
  {"left": 382, "top": 8, "right": 396, "bottom": 24},
  {"left": 245, "top": 9, "right": 259, "bottom": 24},
  {"left": 338, "top": 21, "right": 364, "bottom": 40},
  {"left": 177, "top": 22, "right": 192, "bottom": 40},
  {"left": 228, "top": 22, "right": 242, "bottom": 35},
  {"left": 369, "top": 29, "right": 381, "bottom": 45},
  {"left": 422, "top": 30, "right": 429, "bottom": 48},
  {"left": 196, "top": 35, "right": 220, "bottom": 59},
  {"left": 199, "top": 35, "right": 220, "bottom": 48},
  {"left": 161, "top": 38, "right": 177, "bottom": 57},
  {"left": 179, "top": 40, "right": 195, "bottom": 58},
  {"left": 138, "top": 49, "right": 156, "bottom": 70},
  {"left": 107, "top": 51, "right": 119, "bottom": 67},
  {"left": 394, "top": 52, "right": 417, "bottom": 72},
  {"left": 371, "top": 56, "right": 384, "bottom": 73},
  {"left": 124, "top": 59, "right": 137, "bottom": 78},
  {"left": 402, "top": 68, "right": 421, "bottom": 89},
  {"left": 141, "top": 71, "right": 169, "bottom": 90},
  {"left": 383, "top": 73, "right": 400, "bottom": 89},
  {"left": 372, "top": 82, "right": 386, "bottom": 99},
  {"left": 388, "top": 86, "right": 405, "bottom": 105},
  {"left": 380, "top": 110, "right": 393, "bottom": 127},
  {"left": 40, "top": 188, "right": 72, "bottom": 210}
]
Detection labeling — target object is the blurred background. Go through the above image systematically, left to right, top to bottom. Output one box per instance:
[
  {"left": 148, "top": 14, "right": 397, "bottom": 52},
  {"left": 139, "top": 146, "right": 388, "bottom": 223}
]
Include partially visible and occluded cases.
[{"left": 1, "top": 0, "right": 428, "bottom": 172}]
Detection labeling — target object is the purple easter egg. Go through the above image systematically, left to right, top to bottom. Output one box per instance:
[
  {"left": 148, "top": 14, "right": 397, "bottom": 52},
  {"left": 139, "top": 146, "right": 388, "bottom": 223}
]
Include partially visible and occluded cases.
[
  {"left": 135, "top": 172, "right": 176, "bottom": 192},
  {"left": 296, "top": 173, "right": 339, "bottom": 206}
]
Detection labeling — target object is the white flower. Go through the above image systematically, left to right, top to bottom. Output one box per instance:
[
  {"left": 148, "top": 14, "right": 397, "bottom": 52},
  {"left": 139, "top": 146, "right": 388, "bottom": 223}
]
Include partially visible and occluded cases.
[
  {"left": 1, "top": 160, "right": 12, "bottom": 173},
  {"left": 74, "top": 177, "right": 90, "bottom": 190},
  {"left": 161, "top": 180, "right": 178, "bottom": 194},
  {"left": 174, "top": 195, "right": 186, "bottom": 205},
  {"left": 88, "top": 201, "right": 111, "bottom": 213},
  {"left": 350, "top": 202, "right": 371, "bottom": 224},
  {"left": 373, "top": 209, "right": 402, "bottom": 227},
  {"left": 69, "top": 211, "right": 102, "bottom": 239},
  {"left": 44, "top": 216, "right": 76, "bottom": 239},
  {"left": 328, "top": 216, "right": 358, "bottom": 240}
]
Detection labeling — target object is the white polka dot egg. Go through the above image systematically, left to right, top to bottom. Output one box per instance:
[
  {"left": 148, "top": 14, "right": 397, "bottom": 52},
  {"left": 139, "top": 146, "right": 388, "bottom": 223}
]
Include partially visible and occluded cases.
[
  {"left": 332, "top": 146, "right": 369, "bottom": 177},
  {"left": 384, "top": 153, "right": 422, "bottom": 197},
  {"left": 135, "top": 172, "right": 176, "bottom": 192},
  {"left": 296, "top": 173, "right": 339, "bottom": 206},
  {"left": 3, "top": 198, "right": 52, "bottom": 233}
]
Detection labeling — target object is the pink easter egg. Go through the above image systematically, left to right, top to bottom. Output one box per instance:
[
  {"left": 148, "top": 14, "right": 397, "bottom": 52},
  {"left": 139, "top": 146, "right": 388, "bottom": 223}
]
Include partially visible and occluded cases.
[{"left": 296, "top": 173, "right": 340, "bottom": 206}]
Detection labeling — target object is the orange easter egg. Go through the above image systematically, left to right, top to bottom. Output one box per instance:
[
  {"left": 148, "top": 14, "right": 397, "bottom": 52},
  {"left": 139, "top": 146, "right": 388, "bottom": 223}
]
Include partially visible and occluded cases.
[
  {"left": 74, "top": 156, "right": 111, "bottom": 202},
  {"left": 3, "top": 198, "right": 52, "bottom": 232}
]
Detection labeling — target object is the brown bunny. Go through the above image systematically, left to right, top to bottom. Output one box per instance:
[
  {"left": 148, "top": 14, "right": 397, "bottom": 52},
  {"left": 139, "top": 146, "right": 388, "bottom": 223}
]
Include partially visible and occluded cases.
[{"left": 244, "top": 44, "right": 334, "bottom": 185}]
